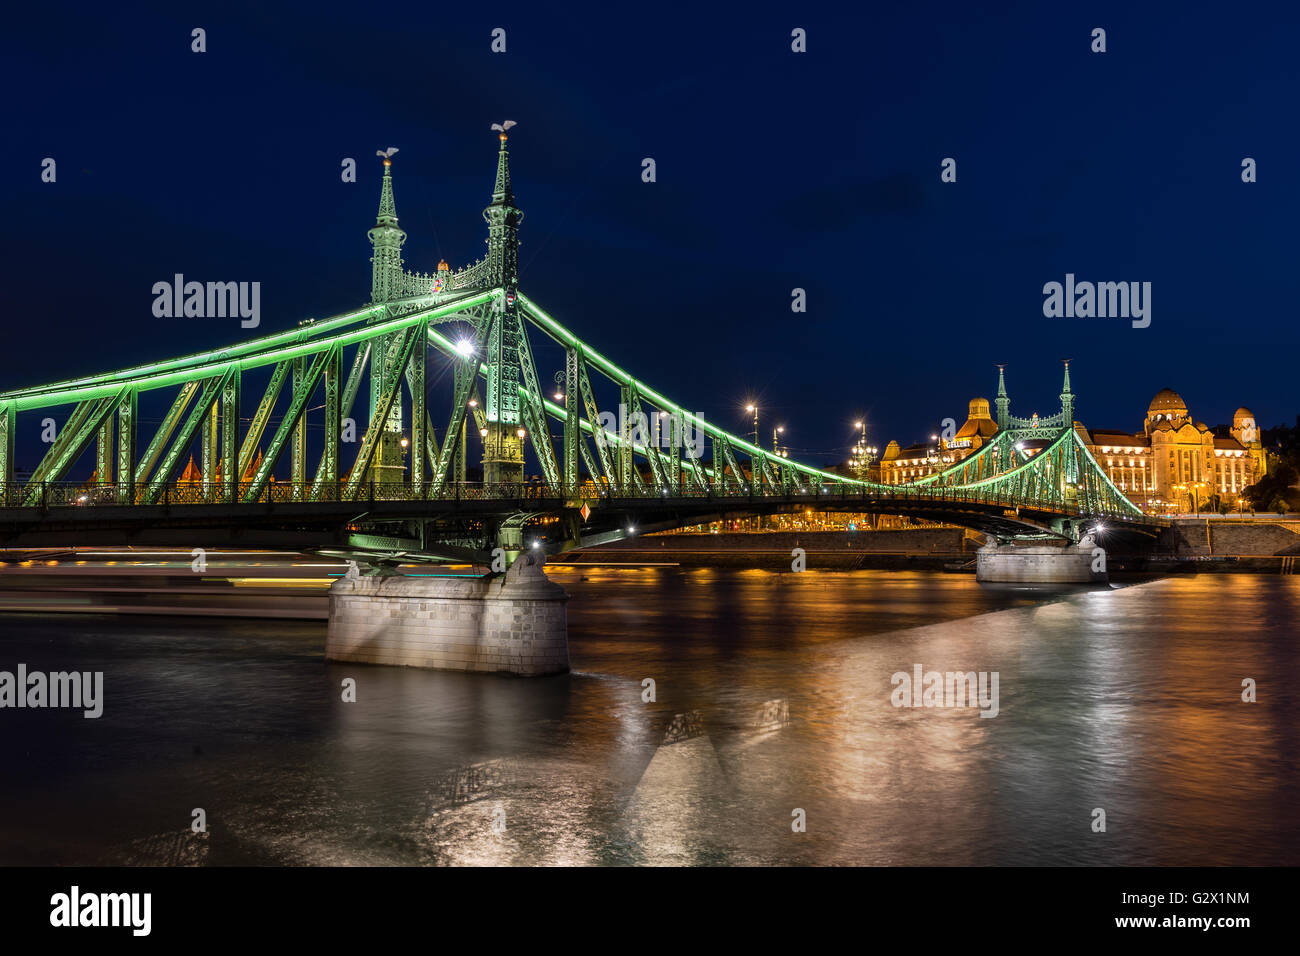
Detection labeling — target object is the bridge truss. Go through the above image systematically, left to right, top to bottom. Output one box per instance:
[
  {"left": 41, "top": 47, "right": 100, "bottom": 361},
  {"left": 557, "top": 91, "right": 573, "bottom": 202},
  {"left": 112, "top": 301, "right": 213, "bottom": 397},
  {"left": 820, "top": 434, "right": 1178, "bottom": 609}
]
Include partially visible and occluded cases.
[{"left": 0, "top": 133, "right": 1157, "bottom": 564}]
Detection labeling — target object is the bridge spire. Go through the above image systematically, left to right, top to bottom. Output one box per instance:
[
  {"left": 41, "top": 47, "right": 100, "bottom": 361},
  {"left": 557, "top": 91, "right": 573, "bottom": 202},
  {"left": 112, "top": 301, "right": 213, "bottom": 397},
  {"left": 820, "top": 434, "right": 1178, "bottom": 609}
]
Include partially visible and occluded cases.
[
  {"left": 481, "top": 122, "right": 526, "bottom": 484},
  {"left": 366, "top": 150, "right": 408, "bottom": 489},
  {"left": 367, "top": 152, "right": 407, "bottom": 304},
  {"left": 1060, "top": 359, "right": 1073, "bottom": 423},
  {"left": 995, "top": 365, "right": 1009, "bottom": 429}
]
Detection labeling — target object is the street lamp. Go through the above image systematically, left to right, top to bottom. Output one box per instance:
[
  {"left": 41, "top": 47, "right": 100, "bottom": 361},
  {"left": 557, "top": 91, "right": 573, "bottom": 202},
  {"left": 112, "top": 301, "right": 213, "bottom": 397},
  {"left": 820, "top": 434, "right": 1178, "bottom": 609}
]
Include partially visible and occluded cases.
[
  {"left": 745, "top": 403, "right": 759, "bottom": 445},
  {"left": 773, "top": 425, "right": 784, "bottom": 455}
]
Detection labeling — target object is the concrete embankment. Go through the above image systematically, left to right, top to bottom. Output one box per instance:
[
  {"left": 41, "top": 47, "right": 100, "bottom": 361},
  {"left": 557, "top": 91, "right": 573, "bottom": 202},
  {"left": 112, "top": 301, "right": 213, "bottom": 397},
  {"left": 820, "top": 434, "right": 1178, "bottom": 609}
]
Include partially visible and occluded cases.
[
  {"left": 561, "top": 523, "right": 1300, "bottom": 573},
  {"left": 558, "top": 529, "right": 975, "bottom": 571}
]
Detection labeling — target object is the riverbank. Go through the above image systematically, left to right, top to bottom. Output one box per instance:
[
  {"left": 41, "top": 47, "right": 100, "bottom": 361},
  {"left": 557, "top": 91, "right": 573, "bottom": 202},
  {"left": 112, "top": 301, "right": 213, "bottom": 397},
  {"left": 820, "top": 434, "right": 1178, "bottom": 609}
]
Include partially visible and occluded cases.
[{"left": 560, "top": 527, "right": 1300, "bottom": 573}]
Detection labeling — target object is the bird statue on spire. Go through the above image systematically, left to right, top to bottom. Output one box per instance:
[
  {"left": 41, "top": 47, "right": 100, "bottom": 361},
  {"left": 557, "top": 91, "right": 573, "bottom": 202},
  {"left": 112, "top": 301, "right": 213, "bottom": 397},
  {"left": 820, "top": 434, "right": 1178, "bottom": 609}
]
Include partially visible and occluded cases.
[
  {"left": 490, "top": 120, "right": 517, "bottom": 143},
  {"left": 375, "top": 146, "right": 399, "bottom": 167}
]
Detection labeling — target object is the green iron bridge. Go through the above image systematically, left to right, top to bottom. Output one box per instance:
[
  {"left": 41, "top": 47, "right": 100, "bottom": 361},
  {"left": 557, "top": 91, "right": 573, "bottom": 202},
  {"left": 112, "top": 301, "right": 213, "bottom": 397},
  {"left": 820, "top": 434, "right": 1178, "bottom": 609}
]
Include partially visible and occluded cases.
[{"left": 0, "top": 130, "right": 1161, "bottom": 567}]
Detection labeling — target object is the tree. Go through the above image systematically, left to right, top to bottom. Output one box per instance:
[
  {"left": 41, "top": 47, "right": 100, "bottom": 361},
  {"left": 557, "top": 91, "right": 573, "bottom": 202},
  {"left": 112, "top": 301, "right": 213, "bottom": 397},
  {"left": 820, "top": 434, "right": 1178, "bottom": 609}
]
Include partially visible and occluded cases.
[
  {"left": 1261, "top": 415, "right": 1300, "bottom": 470},
  {"left": 1244, "top": 461, "right": 1298, "bottom": 512}
]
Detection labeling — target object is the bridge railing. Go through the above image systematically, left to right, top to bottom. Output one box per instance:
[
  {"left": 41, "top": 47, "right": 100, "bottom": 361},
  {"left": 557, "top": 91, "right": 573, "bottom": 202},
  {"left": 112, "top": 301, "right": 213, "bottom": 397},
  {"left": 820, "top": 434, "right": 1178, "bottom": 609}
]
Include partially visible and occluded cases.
[{"left": 0, "top": 478, "right": 1154, "bottom": 522}]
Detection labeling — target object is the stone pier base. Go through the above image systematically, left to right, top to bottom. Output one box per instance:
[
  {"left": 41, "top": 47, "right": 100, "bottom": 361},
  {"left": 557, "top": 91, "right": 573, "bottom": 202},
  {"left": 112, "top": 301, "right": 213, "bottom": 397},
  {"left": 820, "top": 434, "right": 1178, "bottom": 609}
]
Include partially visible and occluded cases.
[
  {"left": 975, "top": 539, "right": 1108, "bottom": 585},
  {"left": 325, "top": 553, "right": 569, "bottom": 675}
]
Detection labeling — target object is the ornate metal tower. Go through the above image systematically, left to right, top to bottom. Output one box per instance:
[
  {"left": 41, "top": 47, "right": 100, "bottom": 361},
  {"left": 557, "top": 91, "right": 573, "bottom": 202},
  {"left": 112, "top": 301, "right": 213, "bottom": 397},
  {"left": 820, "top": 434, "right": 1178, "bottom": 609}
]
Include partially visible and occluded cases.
[
  {"left": 480, "top": 125, "right": 526, "bottom": 484},
  {"left": 367, "top": 153, "right": 407, "bottom": 487},
  {"left": 1059, "top": 359, "right": 1074, "bottom": 424},
  {"left": 995, "top": 365, "right": 1009, "bottom": 430}
]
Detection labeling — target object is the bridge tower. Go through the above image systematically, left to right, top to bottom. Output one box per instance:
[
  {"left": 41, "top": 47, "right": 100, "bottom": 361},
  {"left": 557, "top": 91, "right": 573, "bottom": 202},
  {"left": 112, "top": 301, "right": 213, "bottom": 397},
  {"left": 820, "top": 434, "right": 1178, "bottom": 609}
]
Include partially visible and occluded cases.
[
  {"left": 480, "top": 127, "right": 526, "bottom": 485},
  {"left": 366, "top": 154, "right": 408, "bottom": 488},
  {"left": 1059, "top": 359, "right": 1073, "bottom": 424},
  {"left": 995, "top": 365, "right": 1009, "bottom": 430}
]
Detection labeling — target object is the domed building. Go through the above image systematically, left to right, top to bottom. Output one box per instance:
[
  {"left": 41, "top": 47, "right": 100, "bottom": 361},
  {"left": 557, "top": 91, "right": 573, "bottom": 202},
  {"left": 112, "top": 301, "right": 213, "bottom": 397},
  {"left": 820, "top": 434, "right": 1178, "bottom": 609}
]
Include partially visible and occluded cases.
[
  {"left": 877, "top": 376, "right": 1267, "bottom": 514},
  {"left": 1145, "top": 387, "right": 1188, "bottom": 427},
  {"left": 1078, "top": 388, "right": 1266, "bottom": 513},
  {"left": 879, "top": 397, "right": 999, "bottom": 484}
]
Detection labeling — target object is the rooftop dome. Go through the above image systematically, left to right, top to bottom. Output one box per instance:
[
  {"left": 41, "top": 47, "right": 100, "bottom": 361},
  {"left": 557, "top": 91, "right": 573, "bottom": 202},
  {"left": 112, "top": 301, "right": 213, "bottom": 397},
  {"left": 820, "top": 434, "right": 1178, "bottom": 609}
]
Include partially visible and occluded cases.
[
  {"left": 1147, "top": 388, "right": 1187, "bottom": 417},
  {"left": 1234, "top": 406, "right": 1255, "bottom": 422}
]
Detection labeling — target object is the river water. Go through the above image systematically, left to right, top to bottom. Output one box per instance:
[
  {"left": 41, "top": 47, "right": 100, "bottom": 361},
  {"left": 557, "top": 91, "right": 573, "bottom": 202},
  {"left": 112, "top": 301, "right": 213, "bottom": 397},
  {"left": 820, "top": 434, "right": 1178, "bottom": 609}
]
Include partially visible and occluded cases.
[{"left": 1, "top": 570, "right": 1296, "bottom": 866}]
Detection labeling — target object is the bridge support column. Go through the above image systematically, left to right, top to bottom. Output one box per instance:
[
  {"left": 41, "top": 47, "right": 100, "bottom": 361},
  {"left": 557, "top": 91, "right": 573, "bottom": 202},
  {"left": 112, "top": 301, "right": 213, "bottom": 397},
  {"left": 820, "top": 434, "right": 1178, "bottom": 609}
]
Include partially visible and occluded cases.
[
  {"left": 975, "top": 537, "right": 1107, "bottom": 585},
  {"left": 325, "top": 551, "right": 569, "bottom": 676}
]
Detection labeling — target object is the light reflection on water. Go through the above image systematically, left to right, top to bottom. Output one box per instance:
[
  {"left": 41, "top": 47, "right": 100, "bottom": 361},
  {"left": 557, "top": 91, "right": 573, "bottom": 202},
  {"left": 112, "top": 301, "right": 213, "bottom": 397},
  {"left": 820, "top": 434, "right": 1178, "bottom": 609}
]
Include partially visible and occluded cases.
[{"left": 0, "top": 570, "right": 1296, "bottom": 865}]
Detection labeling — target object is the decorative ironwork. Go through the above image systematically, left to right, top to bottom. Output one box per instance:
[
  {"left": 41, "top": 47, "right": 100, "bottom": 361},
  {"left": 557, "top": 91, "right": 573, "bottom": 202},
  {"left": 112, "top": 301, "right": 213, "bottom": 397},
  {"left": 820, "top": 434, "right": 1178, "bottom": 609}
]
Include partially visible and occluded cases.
[{"left": 0, "top": 132, "right": 1156, "bottom": 554}]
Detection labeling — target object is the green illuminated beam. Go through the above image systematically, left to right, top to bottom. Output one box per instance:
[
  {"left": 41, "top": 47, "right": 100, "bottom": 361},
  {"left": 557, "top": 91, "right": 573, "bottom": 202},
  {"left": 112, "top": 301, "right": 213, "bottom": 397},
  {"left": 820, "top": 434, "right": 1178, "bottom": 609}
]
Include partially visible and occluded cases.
[
  {"left": 0, "top": 290, "right": 490, "bottom": 407},
  {"left": 2, "top": 291, "right": 498, "bottom": 412},
  {"left": 519, "top": 294, "right": 883, "bottom": 490},
  {"left": 344, "top": 331, "right": 417, "bottom": 500},
  {"left": 243, "top": 346, "right": 336, "bottom": 502},
  {"left": 239, "top": 360, "right": 292, "bottom": 479},
  {"left": 142, "top": 372, "right": 232, "bottom": 504},
  {"left": 134, "top": 382, "right": 200, "bottom": 488},
  {"left": 22, "top": 393, "right": 123, "bottom": 505},
  {"left": 26, "top": 400, "right": 97, "bottom": 488}
]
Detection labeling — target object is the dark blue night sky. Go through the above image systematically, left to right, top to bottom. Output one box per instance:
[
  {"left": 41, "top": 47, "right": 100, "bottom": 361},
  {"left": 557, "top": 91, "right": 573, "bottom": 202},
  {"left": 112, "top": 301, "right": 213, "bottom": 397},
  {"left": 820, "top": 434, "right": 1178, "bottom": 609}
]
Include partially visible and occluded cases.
[{"left": 3, "top": 1, "right": 1298, "bottom": 467}]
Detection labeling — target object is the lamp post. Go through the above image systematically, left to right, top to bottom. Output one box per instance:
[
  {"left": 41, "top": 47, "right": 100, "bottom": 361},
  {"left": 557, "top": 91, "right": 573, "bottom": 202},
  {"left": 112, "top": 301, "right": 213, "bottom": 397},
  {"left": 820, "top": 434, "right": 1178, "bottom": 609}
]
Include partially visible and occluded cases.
[
  {"left": 460, "top": 398, "right": 478, "bottom": 486},
  {"left": 745, "top": 403, "right": 759, "bottom": 446},
  {"left": 850, "top": 421, "right": 866, "bottom": 477},
  {"left": 773, "top": 425, "right": 784, "bottom": 455},
  {"left": 1192, "top": 480, "right": 1208, "bottom": 517}
]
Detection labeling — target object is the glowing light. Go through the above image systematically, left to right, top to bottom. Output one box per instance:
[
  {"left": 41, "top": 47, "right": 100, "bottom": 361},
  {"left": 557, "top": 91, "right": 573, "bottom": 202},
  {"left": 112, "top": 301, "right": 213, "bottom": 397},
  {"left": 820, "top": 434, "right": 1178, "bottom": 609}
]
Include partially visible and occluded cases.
[{"left": 455, "top": 338, "right": 475, "bottom": 357}]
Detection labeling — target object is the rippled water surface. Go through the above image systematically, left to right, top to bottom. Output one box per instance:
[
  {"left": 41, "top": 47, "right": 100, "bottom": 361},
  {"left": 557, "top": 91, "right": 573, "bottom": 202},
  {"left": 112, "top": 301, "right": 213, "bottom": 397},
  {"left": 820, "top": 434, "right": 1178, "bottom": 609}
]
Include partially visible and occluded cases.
[{"left": 1, "top": 570, "right": 1297, "bottom": 865}]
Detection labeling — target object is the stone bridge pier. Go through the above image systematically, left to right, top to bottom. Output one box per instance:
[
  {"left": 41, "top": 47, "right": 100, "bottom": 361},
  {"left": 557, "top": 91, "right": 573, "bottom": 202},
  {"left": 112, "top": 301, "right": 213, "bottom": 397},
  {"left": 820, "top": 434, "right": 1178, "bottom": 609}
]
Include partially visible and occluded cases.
[
  {"left": 975, "top": 533, "right": 1108, "bottom": 585},
  {"left": 325, "top": 551, "right": 570, "bottom": 675}
]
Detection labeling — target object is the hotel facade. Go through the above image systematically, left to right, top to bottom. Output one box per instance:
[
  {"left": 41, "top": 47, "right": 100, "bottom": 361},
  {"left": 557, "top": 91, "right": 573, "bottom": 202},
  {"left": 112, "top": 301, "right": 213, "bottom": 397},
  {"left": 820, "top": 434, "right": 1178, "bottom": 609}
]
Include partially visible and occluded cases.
[{"left": 879, "top": 381, "right": 1266, "bottom": 514}]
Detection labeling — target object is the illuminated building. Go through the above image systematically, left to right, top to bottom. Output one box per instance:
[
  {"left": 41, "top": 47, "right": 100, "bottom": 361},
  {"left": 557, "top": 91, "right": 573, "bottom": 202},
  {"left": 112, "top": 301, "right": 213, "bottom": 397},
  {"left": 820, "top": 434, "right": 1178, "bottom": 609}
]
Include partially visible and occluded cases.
[
  {"left": 880, "top": 378, "right": 1266, "bottom": 514},
  {"left": 1077, "top": 390, "right": 1265, "bottom": 513},
  {"left": 879, "top": 397, "right": 997, "bottom": 484}
]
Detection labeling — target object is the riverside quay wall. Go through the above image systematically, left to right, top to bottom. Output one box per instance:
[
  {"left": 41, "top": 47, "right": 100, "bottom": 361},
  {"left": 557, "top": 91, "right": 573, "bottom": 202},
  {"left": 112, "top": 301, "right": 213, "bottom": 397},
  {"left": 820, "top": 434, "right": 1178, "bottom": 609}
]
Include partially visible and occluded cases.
[
  {"left": 564, "top": 522, "right": 1300, "bottom": 572},
  {"left": 561, "top": 529, "right": 974, "bottom": 570}
]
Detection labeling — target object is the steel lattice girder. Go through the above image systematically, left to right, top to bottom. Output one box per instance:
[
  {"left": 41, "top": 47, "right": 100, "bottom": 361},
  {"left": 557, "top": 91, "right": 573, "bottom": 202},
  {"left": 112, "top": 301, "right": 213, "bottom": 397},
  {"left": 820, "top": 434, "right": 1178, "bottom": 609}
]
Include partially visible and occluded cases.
[
  {"left": 0, "top": 278, "right": 1148, "bottom": 524},
  {"left": 343, "top": 332, "right": 416, "bottom": 501},
  {"left": 243, "top": 347, "right": 337, "bottom": 502},
  {"left": 241, "top": 360, "right": 292, "bottom": 479},
  {"left": 143, "top": 371, "right": 233, "bottom": 505},
  {"left": 22, "top": 391, "right": 124, "bottom": 505}
]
